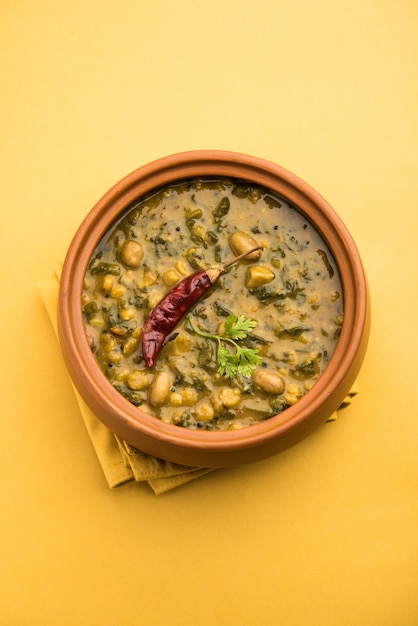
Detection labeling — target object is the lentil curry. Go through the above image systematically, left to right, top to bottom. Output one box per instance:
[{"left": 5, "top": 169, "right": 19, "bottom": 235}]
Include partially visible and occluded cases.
[{"left": 82, "top": 178, "right": 344, "bottom": 431}]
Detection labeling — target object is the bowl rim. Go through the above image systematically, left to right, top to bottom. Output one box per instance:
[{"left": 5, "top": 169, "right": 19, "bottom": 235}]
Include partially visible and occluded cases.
[{"left": 58, "top": 150, "right": 370, "bottom": 466}]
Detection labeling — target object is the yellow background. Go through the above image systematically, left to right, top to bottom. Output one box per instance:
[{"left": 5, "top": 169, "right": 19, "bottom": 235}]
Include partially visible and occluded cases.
[{"left": 1, "top": 1, "right": 417, "bottom": 624}]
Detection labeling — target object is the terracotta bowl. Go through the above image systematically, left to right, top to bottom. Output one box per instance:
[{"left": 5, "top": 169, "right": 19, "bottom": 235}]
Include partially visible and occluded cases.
[{"left": 58, "top": 150, "right": 370, "bottom": 467}]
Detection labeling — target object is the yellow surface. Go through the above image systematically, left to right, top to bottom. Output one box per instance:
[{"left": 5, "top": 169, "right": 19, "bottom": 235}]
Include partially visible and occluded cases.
[{"left": 1, "top": 1, "right": 417, "bottom": 624}]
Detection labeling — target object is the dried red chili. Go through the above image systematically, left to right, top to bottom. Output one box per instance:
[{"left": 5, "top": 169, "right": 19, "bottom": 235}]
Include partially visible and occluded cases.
[{"left": 141, "top": 246, "right": 263, "bottom": 367}]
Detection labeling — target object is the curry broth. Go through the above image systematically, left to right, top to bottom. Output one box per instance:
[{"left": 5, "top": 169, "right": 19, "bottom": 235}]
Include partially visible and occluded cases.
[{"left": 82, "top": 178, "right": 343, "bottom": 430}]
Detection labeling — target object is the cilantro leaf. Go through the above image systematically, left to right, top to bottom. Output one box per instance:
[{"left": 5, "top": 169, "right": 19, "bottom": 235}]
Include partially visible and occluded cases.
[
  {"left": 188, "top": 313, "right": 262, "bottom": 379},
  {"left": 224, "top": 313, "right": 257, "bottom": 340},
  {"left": 217, "top": 344, "right": 236, "bottom": 377},
  {"left": 235, "top": 347, "right": 263, "bottom": 377}
]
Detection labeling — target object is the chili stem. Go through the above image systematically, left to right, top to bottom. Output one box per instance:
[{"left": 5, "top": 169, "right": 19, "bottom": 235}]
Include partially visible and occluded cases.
[
  {"left": 206, "top": 245, "right": 264, "bottom": 283},
  {"left": 221, "top": 246, "right": 264, "bottom": 270}
]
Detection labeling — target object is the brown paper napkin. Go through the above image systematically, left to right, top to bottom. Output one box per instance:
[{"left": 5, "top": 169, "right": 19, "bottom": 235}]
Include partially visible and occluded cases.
[{"left": 37, "top": 267, "right": 358, "bottom": 494}]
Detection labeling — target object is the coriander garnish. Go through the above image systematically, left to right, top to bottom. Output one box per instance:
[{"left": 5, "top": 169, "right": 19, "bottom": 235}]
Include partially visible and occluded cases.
[{"left": 189, "top": 313, "right": 262, "bottom": 378}]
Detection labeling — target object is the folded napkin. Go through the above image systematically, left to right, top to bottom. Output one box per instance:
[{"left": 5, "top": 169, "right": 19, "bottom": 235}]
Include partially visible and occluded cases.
[{"left": 38, "top": 267, "right": 358, "bottom": 494}]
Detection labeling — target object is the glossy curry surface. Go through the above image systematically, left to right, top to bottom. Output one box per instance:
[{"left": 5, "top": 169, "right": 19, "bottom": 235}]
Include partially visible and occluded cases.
[{"left": 82, "top": 178, "right": 344, "bottom": 431}]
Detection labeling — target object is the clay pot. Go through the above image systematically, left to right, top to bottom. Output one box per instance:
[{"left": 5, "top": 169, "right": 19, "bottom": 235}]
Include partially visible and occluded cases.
[{"left": 58, "top": 151, "right": 370, "bottom": 467}]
